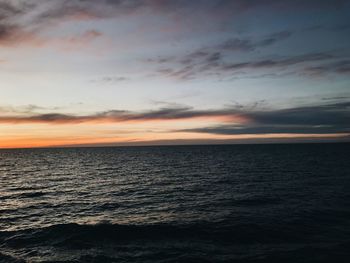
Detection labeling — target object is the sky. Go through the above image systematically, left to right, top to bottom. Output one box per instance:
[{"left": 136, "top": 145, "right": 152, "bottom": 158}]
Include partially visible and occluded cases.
[{"left": 0, "top": 0, "right": 350, "bottom": 148}]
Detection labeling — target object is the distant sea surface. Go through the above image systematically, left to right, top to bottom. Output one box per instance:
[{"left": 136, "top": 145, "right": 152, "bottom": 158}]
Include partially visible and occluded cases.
[{"left": 1, "top": 143, "right": 350, "bottom": 262}]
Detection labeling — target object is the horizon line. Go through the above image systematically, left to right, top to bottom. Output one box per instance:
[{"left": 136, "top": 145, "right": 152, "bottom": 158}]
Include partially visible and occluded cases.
[{"left": 1, "top": 138, "right": 349, "bottom": 150}]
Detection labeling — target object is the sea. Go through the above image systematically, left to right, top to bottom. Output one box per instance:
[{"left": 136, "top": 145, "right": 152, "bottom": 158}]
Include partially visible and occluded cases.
[{"left": 0, "top": 143, "right": 349, "bottom": 262}]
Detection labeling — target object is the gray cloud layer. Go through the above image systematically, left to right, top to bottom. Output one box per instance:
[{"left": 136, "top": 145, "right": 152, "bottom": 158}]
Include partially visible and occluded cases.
[
  {"left": 1, "top": 0, "right": 348, "bottom": 45},
  {"left": 1, "top": 0, "right": 349, "bottom": 83},
  {"left": 178, "top": 102, "right": 350, "bottom": 135}
]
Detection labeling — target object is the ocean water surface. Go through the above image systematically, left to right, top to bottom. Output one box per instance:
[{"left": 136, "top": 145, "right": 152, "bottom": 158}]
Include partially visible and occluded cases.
[{"left": 0, "top": 143, "right": 349, "bottom": 262}]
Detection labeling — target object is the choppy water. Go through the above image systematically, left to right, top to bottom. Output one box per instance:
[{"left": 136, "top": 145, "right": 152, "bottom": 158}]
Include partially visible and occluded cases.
[{"left": 0, "top": 143, "right": 350, "bottom": 262}]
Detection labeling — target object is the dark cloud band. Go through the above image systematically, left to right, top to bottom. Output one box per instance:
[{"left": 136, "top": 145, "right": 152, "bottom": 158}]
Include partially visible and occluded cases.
[
  {"left": 0, "top": 102, "right": 349, "bottom": 136},
  {"left": 178, "top": 102, "right": 350, "bottom": 135}
]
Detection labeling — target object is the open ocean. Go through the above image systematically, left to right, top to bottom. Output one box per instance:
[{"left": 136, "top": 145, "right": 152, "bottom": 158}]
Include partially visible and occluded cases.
[{"left": 0, "top": 143, "right": 349, "bottom": 262}]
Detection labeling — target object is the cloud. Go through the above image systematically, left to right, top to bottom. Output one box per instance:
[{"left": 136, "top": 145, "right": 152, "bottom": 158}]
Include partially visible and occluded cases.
[
  {"left": 1, "top": 0, "right": 347, "bottom": 49},
  {"left": 21, "top": 0, "right": 350, "bottom": 23},
  {"left": 218, "top": 0, "right": 349, "bottom": 12},
  {"left": 0, "top": 1, "right": 105, "bottom": 48},
  {"left": 0, "top": 1, "right": 30, "bottom": 20},
  {"left": 0, "top": 1, "right": 39, "bottom": 45},
  {"left": 2, "top": 1, "right": 348, "bottom": 25},
  {"left": 145, "top": 18, "right": 344, "bottom": 81},
  {"left": 0, "top": 23, "right": 42, "bottom": 46},
  {"left": 302, "top": 23, "right": 350, "bottom": 33},
  {"left": 0, "top": 24, "right": 103, "bottom": 49},
  {"left": 66, "top": 30, "right": 102, "bottom": 43},
  {"left": 154, "top": 30, "right": 294, "bottom": 66},
  {"left": 219, "top": 30, "right": 292, "bottom": 52},
  {"left": 155, "top": 51, "right": 336, "bottom": 80},
  {"left": 223, "top": 53, "right": 334, "bottom": 70},
  {"left": 302, "top": 60, "right": 350, "bottom": 76},
  {"left": 92, "top": 76, "right": 129, "bottom": 83},
  {"left": 322, "top": 96, "right": 350, "bottom": 101},
  {"left": 1, "top": 101, "right": 349, "bottom": 148},
  {"left": 0, "top": 102, "right": 349, "bottom": 137},
  {"left": 177, "top": 102, "right": 350, "bottom": 135},
  {"left": 0, "top": 104, "right": 61, "bottom": 115},
  {"left": 0, "top": 106, "right": 247, "bottom": 124},
  {"left": 180, "top": 125, "right": 350, "bottom": 135}
]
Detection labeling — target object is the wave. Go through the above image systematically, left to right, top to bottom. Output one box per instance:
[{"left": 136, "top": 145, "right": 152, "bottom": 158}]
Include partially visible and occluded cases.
[
  {"left": 1, "top": 191, "right": 46, "bottom": 200},
  {"left": 17, "top": 192, "right": 47, "bottom": 198},
  {"left": 231, "top": 197, "right": 282, "bottom": 206},
  {"left": 0, "top": 221, "right": 321, "bottom": 251},
  {"left": 1, "top": 221, "right": 349, "bottom": 262},
  {"left": 0, "top": 252, "right": 25, "bottom": 263}
]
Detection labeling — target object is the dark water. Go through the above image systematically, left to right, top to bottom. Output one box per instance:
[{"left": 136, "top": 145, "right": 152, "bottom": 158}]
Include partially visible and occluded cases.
[{"left": 1, "top": 143, "right": 349, "bottom": 262}]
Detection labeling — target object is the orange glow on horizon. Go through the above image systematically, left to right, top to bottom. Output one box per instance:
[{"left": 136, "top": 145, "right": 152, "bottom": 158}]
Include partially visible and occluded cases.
[{"left": 0, "top": 132, "right": 347, "bottom": 149}]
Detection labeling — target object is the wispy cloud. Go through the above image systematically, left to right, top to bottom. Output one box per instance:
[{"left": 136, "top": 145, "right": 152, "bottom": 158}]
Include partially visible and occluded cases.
[
  {"left": 0, "top": 24, "right": 103, "bottom": 50},
  {"left": 150, "top": 30, "right": 295, "bottom": 79},
  {"left": 218, "top": 31, "right": 292, "bottom": 52},
  {"left": 154, "top": 51, "right": 337, "bottom": 80},
  {"left": 222, "top": 53, "right": 334, "bottom": 70},
  {"left": 302, "top": 60, "right": 350, "bottom": 76},
  {"left": 91, "top": 76, "right": 130, "bottom": 84},
  {"left": 0, "top": 104, "right": 60, "bottom": 114}
]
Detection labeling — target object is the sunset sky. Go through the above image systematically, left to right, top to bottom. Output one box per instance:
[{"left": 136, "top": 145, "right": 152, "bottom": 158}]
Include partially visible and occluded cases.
[{"left": 0, "top": 0, "right": 350, "bottom": 148}]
